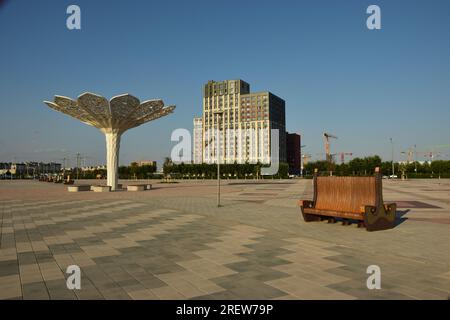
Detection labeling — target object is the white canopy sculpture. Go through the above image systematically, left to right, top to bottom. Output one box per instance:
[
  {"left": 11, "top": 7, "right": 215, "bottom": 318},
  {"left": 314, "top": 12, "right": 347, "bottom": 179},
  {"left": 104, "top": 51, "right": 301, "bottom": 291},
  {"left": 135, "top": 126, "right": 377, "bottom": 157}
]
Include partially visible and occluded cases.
[{"left": 44, "top": 92, "right": 175, "bottom": 191}]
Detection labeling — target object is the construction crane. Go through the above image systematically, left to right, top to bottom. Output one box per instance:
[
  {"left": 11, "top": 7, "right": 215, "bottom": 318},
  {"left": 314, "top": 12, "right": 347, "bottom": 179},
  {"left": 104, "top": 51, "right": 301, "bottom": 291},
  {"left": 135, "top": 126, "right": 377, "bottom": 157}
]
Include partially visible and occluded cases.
[
  {"left": 323, "top": 132, "right": 337, "bottom": 174},
  {"left": 323, "top": 133, "right": 337, "bottom": 162},
  {"left": 429, "top": 144, "right": 450, "bottom": 161},
  {"left": 418, "top": 145, "right": 450, "bottom": 160},
  {"left": 400, "top": 149, "right": 414, "bottom": 163},
  {"left": 411, "top": 149, "right": 448, "bottom": 177},
  {"left": 415, "top": 150, "right": 441, "bottom": 163},
  {"left": 338, "top": 152, "right": 353, "bottom": 164},
  {"left": 302, "top": 154, "right": 312, "bottom": 166}
]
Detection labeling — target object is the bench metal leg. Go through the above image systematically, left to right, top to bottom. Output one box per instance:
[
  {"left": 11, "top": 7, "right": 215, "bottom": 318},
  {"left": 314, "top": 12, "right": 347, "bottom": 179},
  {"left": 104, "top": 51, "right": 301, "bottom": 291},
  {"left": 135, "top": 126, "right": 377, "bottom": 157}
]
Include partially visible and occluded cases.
[
  {"left": 300, "top": 201, "right": 322, "bottom": 222},
  {"left": 364, "top": 203, "right": 396, "bottom": 231},
  {"left": 302, "top": 212, "right": 322, "bottom": 222},
  {"left": 342, "top": 219, "right": 351, "bottom": 226}
]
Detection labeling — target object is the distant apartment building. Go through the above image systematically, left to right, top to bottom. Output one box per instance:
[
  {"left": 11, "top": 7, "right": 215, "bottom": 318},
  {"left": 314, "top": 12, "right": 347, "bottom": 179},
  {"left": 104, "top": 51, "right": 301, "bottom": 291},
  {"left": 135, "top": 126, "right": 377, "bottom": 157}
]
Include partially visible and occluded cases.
[
  {"left": 196, "top": 79, "right": 286, "bottom": 165},
  {"left": 193, "top": 117, "right": 203, "bottom": 164},
  {"left": 286, "top": 132, "right": 301, "bottom": 175},
  {"left": 0, "top": 162, "right": 11, "bottom": 170},
  {"left": 4, "top": 162, "right": 61, "bottom": 175},
  {"left": 33, "top": 162, "right": 62, "bottom": 173}
]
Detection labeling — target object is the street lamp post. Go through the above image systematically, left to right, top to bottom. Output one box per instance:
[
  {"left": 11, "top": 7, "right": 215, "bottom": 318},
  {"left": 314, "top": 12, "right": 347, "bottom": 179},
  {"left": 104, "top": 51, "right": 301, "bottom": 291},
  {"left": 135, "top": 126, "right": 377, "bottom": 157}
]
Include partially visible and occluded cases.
[
  {"left": 214, "top": 111, "right": 223, "bottom": 207},
  {"left": 390, "top": 138, "right": 395, "bottom": 177},
  {"left": 300, "top": 144, "right": 306, "bottom": 177},
  {"left": 414, "top": 144, "right": 417, "bottom": 174},
  {"left": 76, "top": 153, "right": 81, "bottom": 180},
  {"left": 11, "top": 157, "right": 15, "bottom": 181}
]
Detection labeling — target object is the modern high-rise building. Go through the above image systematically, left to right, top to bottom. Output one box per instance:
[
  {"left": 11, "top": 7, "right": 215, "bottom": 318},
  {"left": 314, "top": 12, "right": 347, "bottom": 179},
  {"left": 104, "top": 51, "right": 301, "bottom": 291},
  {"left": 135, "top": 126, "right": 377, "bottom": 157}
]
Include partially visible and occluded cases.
[
  {"left": 197, "top": 79, "right": 286, "bottom": 165},
  {"left": 193, "top": 117, "right": 203, "bottom": 164},
  {"left": 286, "top": 132, "right": 301, "bottom": 175}
]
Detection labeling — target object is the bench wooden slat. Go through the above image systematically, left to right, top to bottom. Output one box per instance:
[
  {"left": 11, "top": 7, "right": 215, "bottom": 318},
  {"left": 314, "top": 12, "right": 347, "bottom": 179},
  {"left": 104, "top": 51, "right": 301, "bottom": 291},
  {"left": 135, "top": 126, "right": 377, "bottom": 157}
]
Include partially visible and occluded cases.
[{"left": 315, "top": 176, "right": 376, "bottom": 213}]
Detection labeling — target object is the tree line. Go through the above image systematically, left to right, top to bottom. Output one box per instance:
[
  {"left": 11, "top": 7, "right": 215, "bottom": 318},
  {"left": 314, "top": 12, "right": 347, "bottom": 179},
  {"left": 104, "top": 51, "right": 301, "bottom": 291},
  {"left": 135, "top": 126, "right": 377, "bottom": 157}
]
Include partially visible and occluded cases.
[
  {"left": 304, "top": 155, "right": 450, "bottom": 178},
  {"left": 30, "top": 156, "right": 450, "bottom": 180},
  {"left": 163, "top": 158, "right": 289, "bottom": 179},
  {"left": 76, "top": 163, "right": 157, "bottom": 179},
  {"left": 118, "top": 163, "right": 157, "bottom": 179}
]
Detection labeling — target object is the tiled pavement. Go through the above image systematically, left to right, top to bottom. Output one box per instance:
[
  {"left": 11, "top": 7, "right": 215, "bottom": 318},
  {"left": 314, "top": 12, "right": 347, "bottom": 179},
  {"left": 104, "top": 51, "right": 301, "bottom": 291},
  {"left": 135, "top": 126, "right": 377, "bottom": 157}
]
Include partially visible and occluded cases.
[{"left": 1, "top": 179, "right": 450, "bottom": 300}]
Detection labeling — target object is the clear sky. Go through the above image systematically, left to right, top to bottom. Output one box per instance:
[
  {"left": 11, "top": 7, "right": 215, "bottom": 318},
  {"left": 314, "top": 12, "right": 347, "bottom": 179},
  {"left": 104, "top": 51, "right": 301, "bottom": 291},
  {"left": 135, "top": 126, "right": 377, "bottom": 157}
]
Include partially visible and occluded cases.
[{"left": 1, "top": 0, "right": 449, "bottom": 167}]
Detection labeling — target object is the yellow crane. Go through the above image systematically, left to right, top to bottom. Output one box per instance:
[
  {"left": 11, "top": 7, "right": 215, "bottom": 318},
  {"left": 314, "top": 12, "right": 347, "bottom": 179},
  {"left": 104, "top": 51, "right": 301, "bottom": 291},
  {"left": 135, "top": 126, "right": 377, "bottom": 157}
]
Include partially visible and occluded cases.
[{"left": 323, "top": 132, "right": 337, "bottom": 175}]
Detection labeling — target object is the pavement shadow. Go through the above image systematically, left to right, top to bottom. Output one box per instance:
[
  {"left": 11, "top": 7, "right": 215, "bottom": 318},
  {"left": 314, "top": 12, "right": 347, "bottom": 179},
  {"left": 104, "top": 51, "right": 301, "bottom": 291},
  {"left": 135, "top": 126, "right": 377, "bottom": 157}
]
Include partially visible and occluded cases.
[
  {"left": 228, "top": 182, "right": 295, "bottom": 185},
  {"left": 395, "top": 209, "right": 410, "bottom": 227}
]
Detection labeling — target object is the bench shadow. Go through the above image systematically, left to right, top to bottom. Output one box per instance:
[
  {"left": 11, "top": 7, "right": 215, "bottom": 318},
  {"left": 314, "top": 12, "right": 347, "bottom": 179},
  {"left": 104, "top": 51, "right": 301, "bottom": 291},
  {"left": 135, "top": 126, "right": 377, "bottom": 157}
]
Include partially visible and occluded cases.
[{"left": 395, "top": 209, "right": 410, "bottom": 227}]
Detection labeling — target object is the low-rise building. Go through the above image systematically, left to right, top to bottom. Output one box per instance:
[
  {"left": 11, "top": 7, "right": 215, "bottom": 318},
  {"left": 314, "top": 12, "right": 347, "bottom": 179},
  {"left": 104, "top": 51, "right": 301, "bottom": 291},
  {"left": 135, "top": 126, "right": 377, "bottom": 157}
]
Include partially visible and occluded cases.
[
  {"left": 286, "top": 132, "right": 301, "bottom": 175},
  {"left": 134, "top": 160, "right": 157, "bottom": 167}
]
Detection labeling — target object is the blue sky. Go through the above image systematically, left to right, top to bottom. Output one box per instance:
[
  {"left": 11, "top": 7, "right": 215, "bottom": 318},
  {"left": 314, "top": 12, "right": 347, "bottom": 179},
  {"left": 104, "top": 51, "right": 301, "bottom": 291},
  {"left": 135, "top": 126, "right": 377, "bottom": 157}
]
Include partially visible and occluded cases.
[{"left": 1, "top": 0, "right": 449, "bottom": 167}]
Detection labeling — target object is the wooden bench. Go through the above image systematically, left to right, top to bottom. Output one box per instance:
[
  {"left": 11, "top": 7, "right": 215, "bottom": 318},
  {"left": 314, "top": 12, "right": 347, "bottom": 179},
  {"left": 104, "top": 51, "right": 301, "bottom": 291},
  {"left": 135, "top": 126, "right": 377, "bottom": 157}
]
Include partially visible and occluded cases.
[{"left": 299, "top": 167, "right": 396, "bottom": 232}]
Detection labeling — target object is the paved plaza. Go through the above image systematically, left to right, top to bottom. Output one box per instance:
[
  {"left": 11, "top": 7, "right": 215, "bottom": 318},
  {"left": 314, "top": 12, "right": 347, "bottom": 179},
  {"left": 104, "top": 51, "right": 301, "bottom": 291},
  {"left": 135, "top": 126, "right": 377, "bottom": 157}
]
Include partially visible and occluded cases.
[{"left": 0, "top": 178, "right": 450, "bottom": 300}]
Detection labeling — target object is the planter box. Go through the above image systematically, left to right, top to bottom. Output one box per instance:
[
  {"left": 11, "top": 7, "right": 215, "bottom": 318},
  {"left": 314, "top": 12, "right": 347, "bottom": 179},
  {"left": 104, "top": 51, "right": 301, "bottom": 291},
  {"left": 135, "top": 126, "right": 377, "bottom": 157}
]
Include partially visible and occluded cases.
[
  {"left": 127, "top": 184, "right": 152, "bottom": 191},
  {"left": 67, "top": 185, "right": 91, "bottom": 192},
  {"left": 91, "top": 185, "right": 111, "bottom": 192},
  {"left": 127, "top": 185, "right": 145, "bottom": 191}
]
